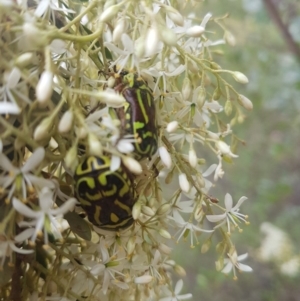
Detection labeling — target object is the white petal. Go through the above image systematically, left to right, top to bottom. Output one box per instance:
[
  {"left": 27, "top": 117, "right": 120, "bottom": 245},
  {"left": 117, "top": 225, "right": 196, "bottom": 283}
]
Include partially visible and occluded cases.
[
  {"left": 34, "top": 0, "right": 49, "bottom": 17},
  {"left": 200, "top": 13, "right": 212, "bottom": 28},
  {"left": 7, "top": 67, "right": 21, "bottom": 89},
  {"left": 0, "top": 102, "right": 21, "bottom": 114},
  {"left": 22, "top": 147, "right": 45, "bottom": 173},
  {"left": 0, "top": 153, "right": 16, "bottom": 171},
  {"left": 110, "top": 155, "right": 121, "bottom": 171},
  {"left": 202, "top": 164, "right": 217, "bottom": 177},
  {"left": 26, "top": 175, "right": 55, "bottom": 190},
  {"left": 224, "top": 193, "right": 233, "bottom": 211},
  {"left": 232, "top": 196, "right": 247, "bottom": 212},
  {"left": 13, "top": 197, "right": 41, "bottom": 218},
  {"left": 50, "top": 198, "right": 77, "bottom": 215},
  {"left": 206, "top": 213, "right": 226, "bottom": 223},
  {"left": 14, "top": 228, "right": 35, "bottom": 242},
  {"left": 9, "top": 242, "right": 34, "bottom": 254},
  {"left": 237, "top": 253, "right": 248, "bottom": 261},
  {"left": 221, "top": 262, "right": 233, "bottom": 274},
  {"left": 91, "top": 263, "right": 105, "bottom": 275},
  {"left": 238, "top": 263, "right": 253, "bottom": 272},
  {"left": 134, "top": 275, "right": 153, "bottom": 284},
  {"left": 174, "top": 279, "right": 183, "bottom": 294},
  {"left": 177, "top": 294, "right": 193, "bottom": 300}
]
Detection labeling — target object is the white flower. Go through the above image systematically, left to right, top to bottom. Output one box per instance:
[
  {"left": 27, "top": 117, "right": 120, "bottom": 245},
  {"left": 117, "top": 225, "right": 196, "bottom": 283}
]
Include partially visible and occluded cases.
[
  {"left": 34, "top": 0, "right": 75, "bottom": 22},
  {"left": 105, "top": 34, "right": 143, "bottom": 72},
  {"left": 142, "top": 64, "right": 185, "bottom": 95},
  {"left": 0, "top": 67, "right": 30, "bottom": 114},
  {"left": 175, "top": 87, "right": 223, "bottom": 128},
  {"left": 216, "top": 140, "right": 238, "bottom": 158},
  {"left": 0, "top": 147, "right": 55, "bottom": 200},
  {"left": 13, "top": 187, "right": 77, "bottom": 244},
  {"left": 206, "top": 193, "right": 248, "bottom": 233},
  {"left": 168, "top": 194, "right": 194, "bottom": 223},
  {"left": 170, "top": 211, "right": 213, "bottom": 248},
  {"left": 0, "top": 229, "right": 34, "bottom": 267},
  {"left": 90, "top": 239, "right": 127, "bottom": 294},
  {"left": 222, "top": 251, "right": 253, "bottom": 279},
  {"left": 159, "top": 279, "right": 192, "bottom": 301}
]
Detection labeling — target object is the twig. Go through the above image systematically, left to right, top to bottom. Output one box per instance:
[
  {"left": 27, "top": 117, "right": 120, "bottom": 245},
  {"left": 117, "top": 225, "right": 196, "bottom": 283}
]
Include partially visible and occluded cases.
[{"left": 263, "top": 0, "right": 300, "bottom": 60}]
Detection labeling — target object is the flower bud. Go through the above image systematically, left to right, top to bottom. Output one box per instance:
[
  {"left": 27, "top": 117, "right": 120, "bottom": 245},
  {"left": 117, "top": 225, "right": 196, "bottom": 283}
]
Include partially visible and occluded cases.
[
  {"left": 100, "top": 4, "right": 120, "bottom": 22},
  {"left": 165, "top": 7, "right": 184, "bottom": 26},
  {"left": 113, "top": 19, "right": 125, "bottom": 43},
  {"left": 23, "top": 22, "right": 48, "bottom": 47},
  {"left": 186, "top": 25, "right": 205, "bottom": 37},
  {"left": 145, "top": 26, "right": 159, "bottom": 57},
  {"left": 159, "top": 26, "right": 177, "bottom": 46},
  {"left": 224, "top": 31, "right": 236, "bottom": 46},
  {"left": 15, "top": 52, "right": 34, "bottom": 68},
  {"left": 36, "top": 71, "right": 53, "bottom": 104},
  {"left": 232, "top": 71, "right": 249, "bottom": 84},
  {"left": 107, "top": 76, "right": 116, "bottom": 88},
  {"left": 182, "top": 77, "right": 192, "bottom": 100},
  {"left": 196, "top": 87, "right": 206, "bottom": 108},
  {"left": 212, "top": 87, "right": 221, "bottom": 100},
  {"left": 96, "top": 89, "right": 125, "bottom": 107},
  {"left": 238, "top": 94, "right": 253, "bottom": 111},
  {"left": 224, "top": 100, "right": 232, "bottom": 116},
  {"left": 58, "top": 110, "right": 73, "bottom": 133},
  {"left": 33, "top": 117, "right": 53, "bottom": 140},
  {"left": 166, "top": 121, "right": 178, "bottom": 133},
  {"left": 207, "top": 131, "right": 219, "bottom": 140},
  {"left": 88, "top": 133, "right": 102, "bottom": 157},
  {"left": 216, "top": 140, "right": 238, "bottom": 158},
  {"left": 65, "top": 145, "right": 78, "bottom": 171},
  {"left": 158, "top": 146, "right": 172, "bottom": 169},
  {"left": 189, "top": 149, "right": 197, "bottom": 168},
  {"left": 122, "top": 156, "right": 142, "bottom": 175},
  {"left": 165, "top": 170, "right": 174, "bottom": 184},
  {"left": 179, "top": 173, "right": 190, "bottom": 192},
  {"left": 132, "top": 201, "right": 142, "bottom": 220},
  {"left": 156, "top": 203, "right": 171, "bottom": 216},
  {"left": 194, "top": 203, "right": 204, "bottom": 221},
  {"left": 141, "top": 205, "right": 155, "bottom": 217},
  {"left": 159, "top": 228, "right": 171, "bottom": 239},
  {"left": 127, "top": 237, "right": 136, "bottom": 255},
  {"left": 201, "top": 239, "right": 211, "bottom": 253},
  {"left": 158, "top": 243, "right": 172, "bottom": 255},
  {"left": 215, "top": 258, "right": 224, "bottom": 271},
  {"left": 174, "top": 264, "right": 186, "bottom": 277},
  {"left": 134, "top": 275, "right": 153, "bottom": 284}
]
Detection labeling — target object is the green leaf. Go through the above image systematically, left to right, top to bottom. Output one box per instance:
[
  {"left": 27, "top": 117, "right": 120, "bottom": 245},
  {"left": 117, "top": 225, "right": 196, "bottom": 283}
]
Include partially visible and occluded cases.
[{"left": 64, "top": 211, "right": 92, "bottom": 241}]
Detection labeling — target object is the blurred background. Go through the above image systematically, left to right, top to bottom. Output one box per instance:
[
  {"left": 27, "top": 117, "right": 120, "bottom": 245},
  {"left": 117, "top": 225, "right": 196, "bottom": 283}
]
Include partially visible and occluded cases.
[{"left": 173, "top": 0, "right": 300, "bottom": 300}]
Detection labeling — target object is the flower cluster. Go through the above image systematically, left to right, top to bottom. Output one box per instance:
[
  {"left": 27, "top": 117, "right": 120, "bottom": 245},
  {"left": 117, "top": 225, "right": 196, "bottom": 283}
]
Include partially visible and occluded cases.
[{"left": 0, "top": 0, "right": 253, "bottom": 300}]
